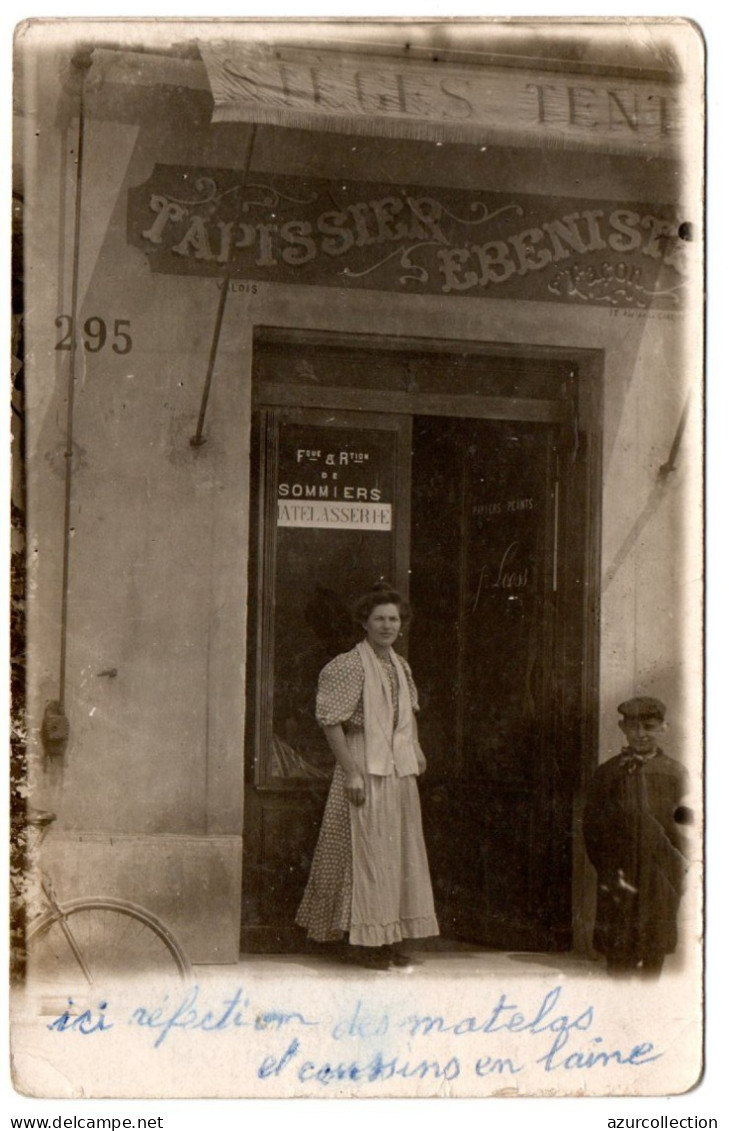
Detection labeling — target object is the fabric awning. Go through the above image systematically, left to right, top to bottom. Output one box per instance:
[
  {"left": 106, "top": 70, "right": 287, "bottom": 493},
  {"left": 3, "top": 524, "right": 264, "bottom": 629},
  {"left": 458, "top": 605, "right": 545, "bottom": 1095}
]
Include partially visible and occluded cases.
[{"left": 199, "top": 39, "right": 685, "bottom": 156}]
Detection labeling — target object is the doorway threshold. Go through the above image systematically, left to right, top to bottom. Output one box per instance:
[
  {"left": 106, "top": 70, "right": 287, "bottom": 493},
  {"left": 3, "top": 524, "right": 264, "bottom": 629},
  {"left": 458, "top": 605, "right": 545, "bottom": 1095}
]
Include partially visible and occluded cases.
[{"left": 196, "top": 947, "right": 604, "bottom": 980}]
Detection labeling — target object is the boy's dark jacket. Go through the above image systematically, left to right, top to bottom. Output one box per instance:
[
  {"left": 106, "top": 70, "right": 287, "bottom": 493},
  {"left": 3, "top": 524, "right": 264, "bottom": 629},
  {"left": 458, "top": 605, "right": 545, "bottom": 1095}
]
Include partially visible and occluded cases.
[{"left": 583, "top": 750, "right": 689, "bottom": 958}]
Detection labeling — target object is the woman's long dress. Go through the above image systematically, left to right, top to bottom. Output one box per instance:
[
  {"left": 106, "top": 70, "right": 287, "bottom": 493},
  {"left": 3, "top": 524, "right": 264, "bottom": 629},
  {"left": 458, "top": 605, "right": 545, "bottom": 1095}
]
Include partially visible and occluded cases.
[{"left": 296, "top": 646, "right": 439, "bottom": 947}]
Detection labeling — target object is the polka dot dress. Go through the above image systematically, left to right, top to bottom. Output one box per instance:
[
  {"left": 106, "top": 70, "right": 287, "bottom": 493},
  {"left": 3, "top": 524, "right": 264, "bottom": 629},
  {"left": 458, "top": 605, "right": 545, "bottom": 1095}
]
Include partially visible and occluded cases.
[
  {"left": 314, "top": 647, "right": 418, "bottom": 729},
  {"left": 295, "top": 765, "right": 353, "bottom": 941}
]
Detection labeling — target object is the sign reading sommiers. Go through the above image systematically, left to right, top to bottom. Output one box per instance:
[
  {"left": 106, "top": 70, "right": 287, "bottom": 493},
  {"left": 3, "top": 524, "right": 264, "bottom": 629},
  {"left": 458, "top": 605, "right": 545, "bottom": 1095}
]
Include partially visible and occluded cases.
[
  {"left": 128, "top": 167, "right": 691, "bottom": 309},
  {"left": 276, "top": 425, "right": 393, "bottom": 531}
]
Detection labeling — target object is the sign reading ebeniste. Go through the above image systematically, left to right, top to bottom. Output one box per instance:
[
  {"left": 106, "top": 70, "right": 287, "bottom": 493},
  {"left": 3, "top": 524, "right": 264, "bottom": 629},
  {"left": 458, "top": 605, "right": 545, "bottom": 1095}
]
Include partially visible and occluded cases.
[
  {"left": 128, "top": 168, "right": 690, "bottom": 310},
  {"left": 277, "top": 423, "right": 393, "bottom": 531}
]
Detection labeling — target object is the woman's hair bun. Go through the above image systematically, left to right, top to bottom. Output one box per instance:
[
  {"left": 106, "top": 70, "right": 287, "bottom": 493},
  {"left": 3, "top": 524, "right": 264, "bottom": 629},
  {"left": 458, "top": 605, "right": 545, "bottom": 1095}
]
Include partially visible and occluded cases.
[{"left": 353, "top": 580, "right": 411, "bottom": 623}]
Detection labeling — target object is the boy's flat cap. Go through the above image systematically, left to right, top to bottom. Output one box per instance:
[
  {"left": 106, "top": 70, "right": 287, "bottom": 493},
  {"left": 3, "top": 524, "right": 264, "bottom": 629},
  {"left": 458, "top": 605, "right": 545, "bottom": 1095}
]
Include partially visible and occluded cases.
[{"left": 618, "top": 696, "right": 666, "bottom": 720}]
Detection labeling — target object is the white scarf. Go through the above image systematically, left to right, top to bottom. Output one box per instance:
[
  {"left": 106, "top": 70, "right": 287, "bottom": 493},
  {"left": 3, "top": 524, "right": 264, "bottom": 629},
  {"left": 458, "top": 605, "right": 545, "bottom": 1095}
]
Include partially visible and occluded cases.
[{"left": 357, "top": 640, "right": 420, "bottom": 777}]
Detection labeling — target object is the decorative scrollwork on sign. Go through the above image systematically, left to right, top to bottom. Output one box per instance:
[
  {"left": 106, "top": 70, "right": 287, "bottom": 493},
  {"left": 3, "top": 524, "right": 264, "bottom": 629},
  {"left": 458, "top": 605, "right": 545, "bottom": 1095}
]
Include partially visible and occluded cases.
[
  {"left": 166, "top": 177, "right": 221, "bottom": 207},
  {"left": 166, "top": 179, "right": 318, "bottom": 211},
  {"left": 242, "top": 184, "right": 320, "bottom": 210},
  {"left": 436, "top": 201, "right": 525, "bottom": 226},
  {"left": 340, "top": 241, "right": 446, "bottom": 286},
  {"left": 397, "top": 245, "right": 435, "bottom": 285},
  {"left": 340, "top": 248, "right": 405, "bottom": 280},
  {"left": 547, "top": 262, "right": 686, "bottom": 308}
]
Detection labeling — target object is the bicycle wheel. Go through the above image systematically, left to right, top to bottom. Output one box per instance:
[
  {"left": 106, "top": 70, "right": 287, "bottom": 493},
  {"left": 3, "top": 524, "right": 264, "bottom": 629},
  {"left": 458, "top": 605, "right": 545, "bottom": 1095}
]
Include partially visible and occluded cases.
[{"left": 26, "top": 898, "right": 192, "bottom": 985}]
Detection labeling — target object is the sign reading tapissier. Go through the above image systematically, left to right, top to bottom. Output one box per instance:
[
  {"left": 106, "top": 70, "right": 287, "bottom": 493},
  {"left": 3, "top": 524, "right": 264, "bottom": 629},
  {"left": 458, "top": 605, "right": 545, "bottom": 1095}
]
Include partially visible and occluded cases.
[{"left": 128, "top": 167, "right": 690, "bottom": 309}]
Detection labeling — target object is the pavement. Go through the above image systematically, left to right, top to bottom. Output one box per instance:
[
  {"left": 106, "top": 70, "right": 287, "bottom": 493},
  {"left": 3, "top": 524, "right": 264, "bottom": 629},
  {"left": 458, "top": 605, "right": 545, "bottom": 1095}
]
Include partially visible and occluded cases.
[{"left": 192, "top": 943, "right": 607, "bottom": 982}]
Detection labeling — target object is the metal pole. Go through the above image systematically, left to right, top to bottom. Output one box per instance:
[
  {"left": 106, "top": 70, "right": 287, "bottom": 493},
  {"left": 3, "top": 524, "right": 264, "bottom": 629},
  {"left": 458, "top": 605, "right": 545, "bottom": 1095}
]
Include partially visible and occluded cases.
[
  {"left": 58, "top": 53, "right": 91, "bottom": 712},
  {"left": 190, "top": 123, "right": 258, "bottom": 448},
  {"left": 658, "top": 392, "right": 692, "bottom": 479}
]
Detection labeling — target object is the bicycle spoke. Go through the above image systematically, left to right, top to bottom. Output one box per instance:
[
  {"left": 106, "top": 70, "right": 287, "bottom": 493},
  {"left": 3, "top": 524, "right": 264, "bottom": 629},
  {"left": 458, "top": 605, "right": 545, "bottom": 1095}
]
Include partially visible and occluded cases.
[{"left": 26, "top": 901, "right": 191, "bottom": 986}]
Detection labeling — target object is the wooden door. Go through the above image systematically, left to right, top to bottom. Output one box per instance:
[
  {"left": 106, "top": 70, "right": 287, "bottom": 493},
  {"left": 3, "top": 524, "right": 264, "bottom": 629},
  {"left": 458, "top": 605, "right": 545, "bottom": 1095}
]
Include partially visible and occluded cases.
[
  {"left": 242, "top": 334, "right": 597, "bottom": 953},
  {"left": 241, "top": 406, "right": 412, "bottom": 950},
  {"left": 412, "top": 416, "right": 582, "bottom": 950}
]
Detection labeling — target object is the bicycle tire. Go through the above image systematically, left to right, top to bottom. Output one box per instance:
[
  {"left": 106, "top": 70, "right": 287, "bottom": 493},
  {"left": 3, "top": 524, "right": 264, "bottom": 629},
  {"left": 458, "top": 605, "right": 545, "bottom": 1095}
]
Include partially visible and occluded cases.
[{"left": 26, "top": 897, "right": 192, "bottom": 985}]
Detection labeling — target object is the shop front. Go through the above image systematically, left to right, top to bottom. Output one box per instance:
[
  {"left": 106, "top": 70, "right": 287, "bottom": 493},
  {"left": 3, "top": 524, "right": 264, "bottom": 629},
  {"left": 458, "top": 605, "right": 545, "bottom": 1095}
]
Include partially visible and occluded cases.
[
  {"left": 19, "top": 22, "right": 701, "bottom": 964},
  {"left": 239, "top": 327, "right": 598, "bottom": 952}
]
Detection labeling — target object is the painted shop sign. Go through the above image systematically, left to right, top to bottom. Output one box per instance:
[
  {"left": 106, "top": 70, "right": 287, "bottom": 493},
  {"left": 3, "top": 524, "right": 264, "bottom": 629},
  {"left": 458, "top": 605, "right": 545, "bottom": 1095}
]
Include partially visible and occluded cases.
[
  {"left": 199, "top": 42, "right": 683, "bottom": 156},
  {"left": 128, "top": 167, "right": 690, "bottom": 309},
  {"left": 276, "top": 424, "right": 392, "bottom": 531},
  {"left": 470, "top": 497, "right": 539, "bottom": 608},
  {"left": 278, "top": 501, "right": 391, "bottom": 530}
]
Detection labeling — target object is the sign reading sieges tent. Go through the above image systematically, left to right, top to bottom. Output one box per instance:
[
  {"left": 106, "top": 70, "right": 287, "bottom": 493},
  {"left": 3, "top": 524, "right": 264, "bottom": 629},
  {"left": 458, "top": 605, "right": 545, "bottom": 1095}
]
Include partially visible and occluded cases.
[
  {"left": 198, "top": 41, "right": 684, "bottom": 155},
  {"left": 127, "top": 168, "right": 691, "bottom": 309},
  {"left": 277, "top": 424, "right": 392, "bottom": 531}
]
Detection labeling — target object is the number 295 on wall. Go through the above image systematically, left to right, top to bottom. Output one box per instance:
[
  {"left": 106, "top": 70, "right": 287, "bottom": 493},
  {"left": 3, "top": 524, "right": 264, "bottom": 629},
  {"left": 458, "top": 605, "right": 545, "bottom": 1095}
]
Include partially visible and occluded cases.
[{"left": 55, "top": 315, "right": 133, "bottom": 354}]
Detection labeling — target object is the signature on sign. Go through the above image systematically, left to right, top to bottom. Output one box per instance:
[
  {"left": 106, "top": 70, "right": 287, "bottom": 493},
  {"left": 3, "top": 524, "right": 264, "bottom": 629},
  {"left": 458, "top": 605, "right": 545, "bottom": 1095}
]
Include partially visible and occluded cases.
[{"left": 473, "top": 541, "right": 529, "bottom": 612}]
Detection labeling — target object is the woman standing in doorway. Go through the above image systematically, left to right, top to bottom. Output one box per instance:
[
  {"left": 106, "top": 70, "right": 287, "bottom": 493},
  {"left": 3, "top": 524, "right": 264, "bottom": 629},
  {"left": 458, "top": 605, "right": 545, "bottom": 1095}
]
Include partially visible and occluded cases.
[{"left": 296, "top": 581, "right": 439, "bottom": 969}]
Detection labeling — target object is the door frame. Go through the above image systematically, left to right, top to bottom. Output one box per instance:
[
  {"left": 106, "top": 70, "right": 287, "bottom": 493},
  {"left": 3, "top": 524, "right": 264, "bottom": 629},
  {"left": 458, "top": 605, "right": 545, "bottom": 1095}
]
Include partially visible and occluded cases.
[
  {"left": 243, "top": 324, "right": 604, "bottom": 952},
  {"left": 251, "top": 405, "right": 413, "bottom": 788}
]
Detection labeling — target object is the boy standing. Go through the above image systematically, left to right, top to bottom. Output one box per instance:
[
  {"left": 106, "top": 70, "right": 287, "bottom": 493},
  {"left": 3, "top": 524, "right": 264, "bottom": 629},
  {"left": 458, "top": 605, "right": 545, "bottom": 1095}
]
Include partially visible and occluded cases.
[{"left": 583, "top": 697, "right": 690, "bottom": 976}]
